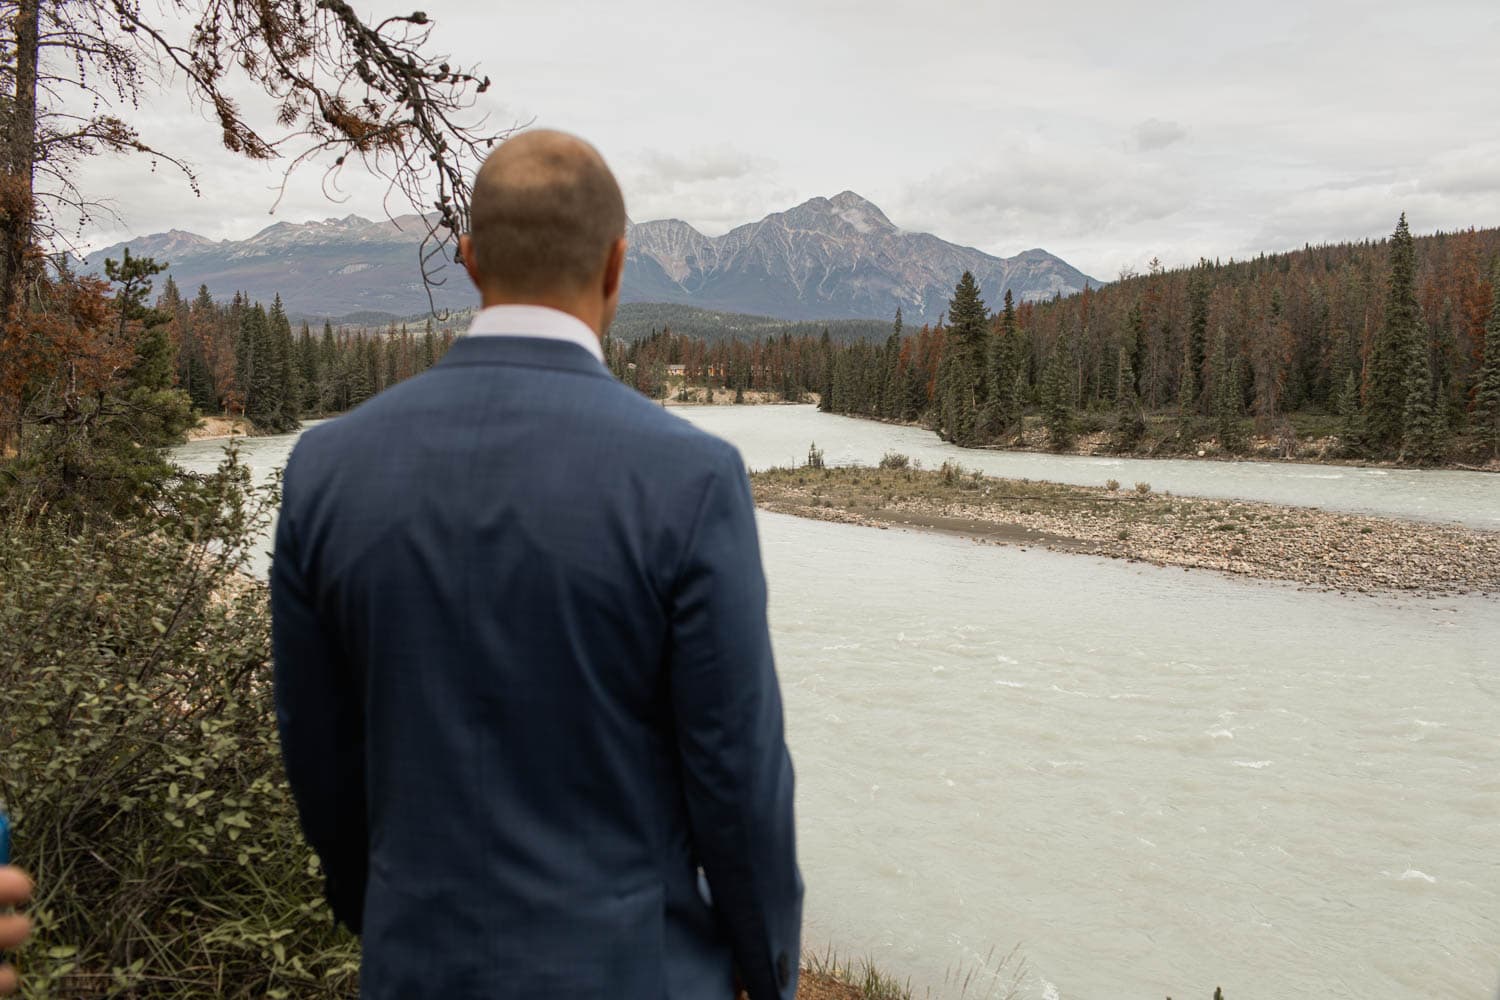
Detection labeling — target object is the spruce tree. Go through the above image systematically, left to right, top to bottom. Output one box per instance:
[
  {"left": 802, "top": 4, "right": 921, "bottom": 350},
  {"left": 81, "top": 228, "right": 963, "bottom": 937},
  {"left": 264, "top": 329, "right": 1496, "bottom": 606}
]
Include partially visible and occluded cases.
[
  {"left": 1365, "top": 214, "right": 1420, "bottom": 452},
  {"left": 105, "top": 253, "right": 194, "bottom": 453},
  {"left": 1187, "top": 259, "right": 1211, "bottom": 409},
  {"left": 1474, "top": 263, "right": 1500, "bottom": 458},
  {"left": 941, "top": 272, "right": 988, "bottom": 444},
  {"left": 980, "top": 289, "right": 1021, "bottom": 439},
  {"left": 268, "top": 296, "right": 301, "bottom": 431},
  {"left": 1127, "top": 301, "right": 1147, "bottom": 400},
  {"left": 236, "top": 302, "right": 284, "bottom": 428},
  {"left": 878, "top": 308, "right": 903, "bottom": 418},
  {"left": 297, "top": 322, "right": 320, "bottom": 411},
  {"left": 318, "top": 322, "right": 339, "bottom": 412},
  {"left": 1401, "top": 325, "right": 1444, "bottom": 465},
  {"left": 817, "top": 329, "right": 834, "bottom": 412},
  {"left": 1212, "top": 329, "right": 1243, "bottom": 451},
  {"left": 1040, "top": 344, "right": 1073, "bottom": 449},
  {"left": 1178, "top": 345, "right": 1197, "bottom": 419},
  {"left": 1114, "top": 346, "right": 1145, "bottom": 450},
  {"left": 901, "top": 359, "right": 924, "bottom": 422},
  {"left": 1335, "top": 368, "right": 1364, "bottom": 450}
]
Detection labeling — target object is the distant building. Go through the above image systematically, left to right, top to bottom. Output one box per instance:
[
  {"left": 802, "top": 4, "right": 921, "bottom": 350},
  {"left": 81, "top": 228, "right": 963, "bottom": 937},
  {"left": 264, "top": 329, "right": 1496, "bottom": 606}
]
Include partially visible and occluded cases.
[{"left": 666, "top": 364, "right": 687, "bottom": 376}]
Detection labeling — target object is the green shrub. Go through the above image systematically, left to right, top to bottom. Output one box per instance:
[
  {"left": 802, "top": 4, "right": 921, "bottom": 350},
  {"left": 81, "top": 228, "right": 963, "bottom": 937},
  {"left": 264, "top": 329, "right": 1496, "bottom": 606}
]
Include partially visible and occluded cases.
[
  {"left": 0, "top": 449, "right": 360, "bottom": 998},
  {"left": 878, "top": 451, "right": 910, "bottom": 470}
]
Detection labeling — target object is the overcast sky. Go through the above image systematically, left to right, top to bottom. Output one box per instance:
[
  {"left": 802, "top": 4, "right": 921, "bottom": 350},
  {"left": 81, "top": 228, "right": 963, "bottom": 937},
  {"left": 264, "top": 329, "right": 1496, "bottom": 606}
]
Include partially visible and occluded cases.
[{"left": 68, "top": 0, "right": 1500, "bottom": 280}]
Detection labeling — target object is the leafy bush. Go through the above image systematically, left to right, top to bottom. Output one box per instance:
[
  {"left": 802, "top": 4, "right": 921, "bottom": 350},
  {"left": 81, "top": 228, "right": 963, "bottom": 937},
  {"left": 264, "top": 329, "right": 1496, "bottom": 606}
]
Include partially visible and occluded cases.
[
  {"left": 0, "top": 449, "right": 360, "bottom": 998},
  {"left": 878, "top": 452, "right": 910, "bottom": 470},
  {"left": 1135, "top": 481, "right": 1152, "bottom": 495}
]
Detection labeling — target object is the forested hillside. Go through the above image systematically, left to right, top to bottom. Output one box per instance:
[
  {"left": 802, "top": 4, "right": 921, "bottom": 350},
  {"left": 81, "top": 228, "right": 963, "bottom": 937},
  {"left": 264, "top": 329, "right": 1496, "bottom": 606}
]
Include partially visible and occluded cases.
[
  {"left": 611, "top": 219, "right": 1500, "bottom": 465},
  {"left": 1003, "top": 220, "right": 1500, "bottom": 433},
  {"left": 161, "top": 277, "right": 455, "bottom": 433},
  {"left": 610, "top": 303, "right": 891, "bottom": 343}
]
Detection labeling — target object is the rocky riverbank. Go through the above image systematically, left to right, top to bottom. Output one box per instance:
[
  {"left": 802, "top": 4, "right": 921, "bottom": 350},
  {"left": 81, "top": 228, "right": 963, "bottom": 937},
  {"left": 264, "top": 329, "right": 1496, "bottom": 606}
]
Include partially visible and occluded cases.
[
  {"left": 664, "top": 387, "right": 816, "bottom": 407},
  {"left": 185, "top": 414, "right": 252, "bottom": 441},
  {"left": 749, "top": 465, "right": 1500, "bottom": 596}
]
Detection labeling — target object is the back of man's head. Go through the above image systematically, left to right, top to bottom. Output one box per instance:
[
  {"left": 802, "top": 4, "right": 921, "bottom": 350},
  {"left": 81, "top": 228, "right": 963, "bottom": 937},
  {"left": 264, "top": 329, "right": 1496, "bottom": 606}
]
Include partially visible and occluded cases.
[{"left": 465, "top": 130, "right": 627, "bottom": 302}]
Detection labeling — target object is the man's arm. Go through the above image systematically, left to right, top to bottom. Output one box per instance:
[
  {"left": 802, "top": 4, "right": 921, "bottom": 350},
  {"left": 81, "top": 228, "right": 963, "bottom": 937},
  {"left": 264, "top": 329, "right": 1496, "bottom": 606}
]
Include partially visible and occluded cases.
[
  {"left": 669, "top": 448, "right": 803, "bottom": 1000},
  {"left": 270, "top": 473, "right": 369, "bottom": 933}
]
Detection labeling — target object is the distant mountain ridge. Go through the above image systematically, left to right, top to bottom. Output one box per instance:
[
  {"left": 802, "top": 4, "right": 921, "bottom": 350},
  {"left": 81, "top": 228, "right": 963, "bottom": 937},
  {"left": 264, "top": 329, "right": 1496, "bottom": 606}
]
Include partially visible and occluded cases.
[
  {"left": 624, "top": 191, "right": 1099, "bottom": 321},
  {"left": 82, "top": 193, "right": 1100, "bottom": 322}
]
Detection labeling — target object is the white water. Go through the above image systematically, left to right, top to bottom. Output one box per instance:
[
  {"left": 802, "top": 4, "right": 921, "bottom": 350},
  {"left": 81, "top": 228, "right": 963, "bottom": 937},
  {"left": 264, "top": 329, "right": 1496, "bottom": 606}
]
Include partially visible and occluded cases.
[{"left": 174, "top": 406, "right": 1500, "bottom": 1000}]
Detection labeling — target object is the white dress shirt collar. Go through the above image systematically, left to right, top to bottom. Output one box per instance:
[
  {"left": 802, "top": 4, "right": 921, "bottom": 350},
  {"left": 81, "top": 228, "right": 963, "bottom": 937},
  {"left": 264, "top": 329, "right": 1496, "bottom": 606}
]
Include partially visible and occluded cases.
[{"left": 466, "top": 305, "right": 605, "bottom": 365}]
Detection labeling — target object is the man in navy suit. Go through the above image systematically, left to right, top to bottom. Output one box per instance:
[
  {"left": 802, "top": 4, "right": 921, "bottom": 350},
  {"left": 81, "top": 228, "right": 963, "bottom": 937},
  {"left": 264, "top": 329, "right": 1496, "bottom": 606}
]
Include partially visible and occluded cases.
[{"left": 271, "top": 130, "right": 802, "bottom": 999}]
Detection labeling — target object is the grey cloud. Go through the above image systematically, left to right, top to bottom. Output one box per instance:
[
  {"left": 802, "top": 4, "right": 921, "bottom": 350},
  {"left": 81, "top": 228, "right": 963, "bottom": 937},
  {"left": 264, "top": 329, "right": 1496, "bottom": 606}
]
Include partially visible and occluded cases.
[
  {"left": 1131, "top": 118, "right": 1189, "bottom": 152},
  {"left": 894, "top": 135, "right": 1194, "bottom": 248},
  {"left": 1249, "top": 139, "right": 1500, "bottom": 252},
  {"left": 620, "top": 146, "right": 794, "bottom": 234},
  {"left": 635, "top": 147, "right": 767, "bottom": 186}
]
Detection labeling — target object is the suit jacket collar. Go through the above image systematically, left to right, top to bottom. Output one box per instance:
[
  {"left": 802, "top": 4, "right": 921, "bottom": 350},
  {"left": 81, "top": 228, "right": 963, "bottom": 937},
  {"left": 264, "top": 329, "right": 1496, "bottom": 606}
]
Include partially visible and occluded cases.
[{"left": 435, "top": 335, "right": 613, "bottom": 379}]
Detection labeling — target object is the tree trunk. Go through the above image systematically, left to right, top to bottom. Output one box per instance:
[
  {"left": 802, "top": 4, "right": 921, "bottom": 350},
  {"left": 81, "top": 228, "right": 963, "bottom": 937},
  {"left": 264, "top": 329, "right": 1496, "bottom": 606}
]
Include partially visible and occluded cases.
[
  {"left": 0, "top": 0, "right": 39, "bottom": 451},
  {"left": 1, "top": 0, "right": 40, "bottom": 326}
]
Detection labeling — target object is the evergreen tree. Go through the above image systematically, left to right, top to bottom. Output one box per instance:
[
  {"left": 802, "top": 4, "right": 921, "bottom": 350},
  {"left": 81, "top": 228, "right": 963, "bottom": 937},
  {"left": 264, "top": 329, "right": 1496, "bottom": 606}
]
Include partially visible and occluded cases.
[
  {"left": 1365, "top": 214, "right": 1420, "bottom": 452},
  {"left": 106, "top": 252, "right": 195, "bottom": 452},
  {"left": 1187, "top": 260, "right": 1211, "bottom": 409},
  {"left": 1473, "top": 263, "right": 1500, "bottom": 458},
  {"left": 939, "top": 272, "right": 987, "bottom": 445},
  {"left": 185, "top": 284, "right": 222, "bottom": 411},
  {"left": 980, "top": 289, "right": 1021, "bottom": 439},
  {"left": 268, "top": 295, "right": 301, "bottom": 431},
  {"left": 232, "top": 298, "right": 258, "bottom": 420},
  {"left": 1127, "top": 301, "right": 1147, "bottom": 400},
  {"left": 879, "top": 308, "right": 903, "bottom": 418},
  {"left": 296, "top": 322, "right": 320, "bottom": 411},
  {"left": 317, "top": 322, "right": 339, "bottom": 412},
  {"left": 1401, "top": 324, "right": 1445, "bottom": 465},
  {"left": 817, "top": 329, "right": 834, "bottom": 412},
  {"left": 1212, "top": 329, "right": 1243, "bottom": 450},
  {"left": 364, "top": 334, "right": 382, "bottom": 398},
  {"left": 384, "top": 334, "right": 400, "bottom": 390},
  {"left": 346, "top": 335, "right": 373, "bottom": 406},
  {"left": 1040, "top": 344, "right": 1073, "bottom": 449},
  {"left": 1178, "top": 344, "right": 1197, "bottom": 418},
  {"left": 1114, "top": 346, "right": 1145, "bottom": 450},
  {"left": 901, "top": 359, "right": 924, "bottom": 422},
  {"left": 1335, "top": 368, "right": 1364, "bottom": 450}
]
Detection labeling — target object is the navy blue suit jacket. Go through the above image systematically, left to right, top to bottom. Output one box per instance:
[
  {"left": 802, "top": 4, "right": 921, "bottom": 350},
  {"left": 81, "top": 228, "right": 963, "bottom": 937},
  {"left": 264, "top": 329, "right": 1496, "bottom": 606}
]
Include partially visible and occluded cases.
[{"left": 271, "top": 335, "right": 802, "bottom": 999}]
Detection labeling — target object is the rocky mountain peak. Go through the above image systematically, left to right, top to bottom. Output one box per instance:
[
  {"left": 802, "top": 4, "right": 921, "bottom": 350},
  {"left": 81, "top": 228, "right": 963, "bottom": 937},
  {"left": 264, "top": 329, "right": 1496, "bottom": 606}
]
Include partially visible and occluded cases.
[{"left": 826, "top": 190, "right": 896, "bottom": 233}]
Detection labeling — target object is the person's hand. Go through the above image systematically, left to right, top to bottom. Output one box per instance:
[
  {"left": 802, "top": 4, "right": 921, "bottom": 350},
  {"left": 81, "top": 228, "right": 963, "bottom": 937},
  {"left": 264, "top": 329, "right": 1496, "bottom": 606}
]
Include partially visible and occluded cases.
[{"left": 0, "top": 866, "right": 33, "bottom": 996}]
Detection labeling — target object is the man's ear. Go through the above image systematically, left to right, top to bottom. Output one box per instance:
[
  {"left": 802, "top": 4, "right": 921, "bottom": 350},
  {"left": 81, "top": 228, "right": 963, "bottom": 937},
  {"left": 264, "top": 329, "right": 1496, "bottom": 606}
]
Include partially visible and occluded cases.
[
  {"left": 459, "top": 234, "right": 484, "bottom": 293},
  {"left": 602, "top": 236, "right": 627, "bottom": 301}
]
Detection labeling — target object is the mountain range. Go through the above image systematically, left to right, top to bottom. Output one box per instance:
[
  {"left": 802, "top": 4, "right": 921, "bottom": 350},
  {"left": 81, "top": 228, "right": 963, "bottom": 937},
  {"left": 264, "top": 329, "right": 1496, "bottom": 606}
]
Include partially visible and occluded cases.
[{"left": 82, "top": 192, "right": 1100, "bottom": 323}]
